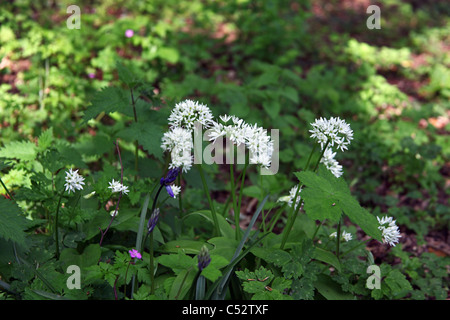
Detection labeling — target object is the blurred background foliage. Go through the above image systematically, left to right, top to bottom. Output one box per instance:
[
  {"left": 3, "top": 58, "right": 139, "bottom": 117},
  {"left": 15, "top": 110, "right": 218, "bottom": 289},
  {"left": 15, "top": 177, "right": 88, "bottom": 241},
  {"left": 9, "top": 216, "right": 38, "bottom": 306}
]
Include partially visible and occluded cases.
[{"left": 0, "top": 0, "right": 449, "bottom": 299}]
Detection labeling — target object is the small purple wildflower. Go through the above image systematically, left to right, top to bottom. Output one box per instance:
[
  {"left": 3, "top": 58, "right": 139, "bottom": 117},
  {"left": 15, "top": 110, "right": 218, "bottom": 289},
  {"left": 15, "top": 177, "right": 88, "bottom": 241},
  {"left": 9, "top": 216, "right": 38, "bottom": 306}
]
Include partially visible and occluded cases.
[
  {"left": 125, "top": 29, "right": 134, "bottom": 38},
  {"left": 160, "top": 167, "right": 180, "bottom": 198},
  {"left": 147, "top": 208, "right": 160, "bottom": 234},
  {"left": 197, "top": 245, "right": 211, "bottom": 271},
  {"left": 129, "top": 249, "right": 142, "bottom": 260}
]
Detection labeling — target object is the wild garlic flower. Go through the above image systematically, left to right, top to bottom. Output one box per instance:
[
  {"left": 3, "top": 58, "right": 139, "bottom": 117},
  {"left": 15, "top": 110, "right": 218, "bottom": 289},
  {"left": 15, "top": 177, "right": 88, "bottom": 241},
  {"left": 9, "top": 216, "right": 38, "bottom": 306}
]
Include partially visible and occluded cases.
[
  {"left": 168, "top": 99, "right": 214, "bottom": 131},
  {"left": 208, "top": 115, "right": 275, "bottom": 169},
  {"left": 309, "top": 117, "right": 353, "bottom": 152},
  {"left": 245, "top": 123, "right": 274, "bottom": 169},
  {"left": 161, "top": 127, "right": 193, "bottom": 172},
  {"left": 320, "top": 148, "right": 343, "bottom": 178},
  {"left": 64, "top": 169, "right": 85, "bottom": 194},
  {"left": 108, "top": 179, "right": 129, "bottom": 195},
  {"left": 171, "top": 185, "right": 181, "bottom": 199},
  {"left": 278, "top": 185, "right": 302, "bottom": 211},
  {"left": 378, "top": 216, "right": 401, "bottom": 247},
  {"left": 329, "top": 231, "right": 353, "bottom": 242}
]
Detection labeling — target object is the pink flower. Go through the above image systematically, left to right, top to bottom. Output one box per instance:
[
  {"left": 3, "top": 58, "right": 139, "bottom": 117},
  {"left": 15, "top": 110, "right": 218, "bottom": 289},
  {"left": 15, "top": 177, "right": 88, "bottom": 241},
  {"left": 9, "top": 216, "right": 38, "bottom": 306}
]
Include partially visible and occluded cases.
[
  {"left": 125, "top": 29, "right": 134, "bottom": 38},
  {"left": 88, "top": 72, "right": 95, "bottom": 79},
  {"left": 129, "top": 249, "right": 142, "bottom": 259}
]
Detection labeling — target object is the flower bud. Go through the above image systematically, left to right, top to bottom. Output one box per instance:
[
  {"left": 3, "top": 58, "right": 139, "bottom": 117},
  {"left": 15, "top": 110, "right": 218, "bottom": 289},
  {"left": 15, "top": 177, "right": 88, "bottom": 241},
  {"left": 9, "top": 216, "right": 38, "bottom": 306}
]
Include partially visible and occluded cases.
[{"left": 197, "top": 245, "right": 211, "bottom": 271}]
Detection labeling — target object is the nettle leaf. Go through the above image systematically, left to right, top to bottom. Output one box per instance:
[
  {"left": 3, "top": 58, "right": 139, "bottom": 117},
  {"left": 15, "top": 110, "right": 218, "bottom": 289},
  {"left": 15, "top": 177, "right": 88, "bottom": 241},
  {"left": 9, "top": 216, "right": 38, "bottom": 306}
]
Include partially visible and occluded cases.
[
  {"left": 83, "top": 86, "right": 133, "bottom": 123},
  {"left": 116, "top": 122, "right": 163, "bottom": 160},
  {"left": 37, "top": 127, "right": 54, "bottom": 152},
  {"left": 0, "top": 140, "right": 37, "bottom": 162},
  {"left": 295, "top": 167, "right": 382, "bottom": 241},
  {"left": 0, "top": 197, "right": 30, "bottom": 248}
]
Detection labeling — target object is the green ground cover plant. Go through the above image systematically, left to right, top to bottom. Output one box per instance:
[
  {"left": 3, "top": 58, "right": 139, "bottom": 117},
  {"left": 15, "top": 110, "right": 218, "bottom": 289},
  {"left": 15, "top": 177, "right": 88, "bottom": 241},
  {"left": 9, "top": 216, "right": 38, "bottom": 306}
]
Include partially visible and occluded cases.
[{"left": 0, "top": 0, "right": 448, "bottom": 300}]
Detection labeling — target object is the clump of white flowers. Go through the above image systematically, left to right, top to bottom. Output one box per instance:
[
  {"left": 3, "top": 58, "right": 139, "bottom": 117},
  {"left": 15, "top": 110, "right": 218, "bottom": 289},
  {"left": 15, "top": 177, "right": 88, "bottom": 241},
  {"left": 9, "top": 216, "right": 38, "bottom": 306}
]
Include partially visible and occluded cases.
[
  {"left": 162, "top": 99, "right": 215, "bottom": 173},
  {"left": 168, "top": 99, "right": 215, "bottom": 131},
  {"left": 208, "top": 114, "right": 275, "bottom": 169},
  {"left": 309, "top": 116, "right": 353, "bottom": 178},
  {"left": 161, "top": 126, "right": 194, "bottom": 172},
  {"left": 64, "top": 169, "right": 85, "bottom": 194},
  {"left": 108, "top": 179, "right": 129, "bottom": 195},
  {"left": 171, "top": 185, "right": 181, "bottom": 199},
  {"left": 377, "top": 216, "right": 401, "bottom": 247},
  {"left": 330, "top": 230, "right": 353, "bottom": 242}
]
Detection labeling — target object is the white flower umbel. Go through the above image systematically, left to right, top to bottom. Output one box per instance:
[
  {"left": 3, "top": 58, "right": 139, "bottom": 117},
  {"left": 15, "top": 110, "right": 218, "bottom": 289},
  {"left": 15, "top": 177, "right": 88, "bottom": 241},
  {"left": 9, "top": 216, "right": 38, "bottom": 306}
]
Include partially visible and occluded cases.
[
  {"left": 168, "top": 99, "right": 214, "bottom": 131},
  {"left": 208, "top": 115, "right": 275, "bottom": 169},
  {"left": 309, "top": 117, "right": 353, "bottom": 152},
  {"left": 161, "top": 127, "right": 194, "bottom": 173},
  {"left": 320, "top": 148, "right": 343, "bottom": 178},
  {"left": 64, "top": 169, "right": 85, "bottom": 194},
  {"left": 108, "top": 179, "right": 129, "bottom": 195},
  {"left": 278, "top": 185, "right": 302, "bottom": 211},
  {"left": 377, "top": 216, "right": 401, "bottom": 247},
  {"left": 329, "top": 230, "right": 353, "bottom": 242}
]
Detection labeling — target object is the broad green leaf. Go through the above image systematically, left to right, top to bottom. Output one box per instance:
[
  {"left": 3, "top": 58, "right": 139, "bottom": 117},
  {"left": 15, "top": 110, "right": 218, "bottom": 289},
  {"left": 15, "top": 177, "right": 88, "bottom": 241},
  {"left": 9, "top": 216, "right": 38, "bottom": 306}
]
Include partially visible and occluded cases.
[
  {"left": 295, "top": 168, "right": 382, "bottom": 241},
  {"left": 183, "top": 210, "right": 234, "bottom": 239},
  {"left": 158, "top": 240, "right": 209, "bottom": 255},
  {"left": 314, "top": 247, "right": 342, "bottom": 272},
  {"left": 157, "top": 250, "right": 196, "bottom": 275},
  {"left": 169, "top": 267, "right": 196, "bottom": 300},
  {"left": 315, "top": 274, "right": 355, "bottom": 300}
]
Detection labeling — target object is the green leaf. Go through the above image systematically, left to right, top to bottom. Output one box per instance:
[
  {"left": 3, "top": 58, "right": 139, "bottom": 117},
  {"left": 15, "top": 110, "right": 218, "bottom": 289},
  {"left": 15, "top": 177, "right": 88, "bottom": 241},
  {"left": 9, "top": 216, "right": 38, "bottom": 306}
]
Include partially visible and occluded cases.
[
  {"left": 116, "top": 61, "right": 136, "bottom": 87},
  {"left": 83, "top": 86, "right": 133, "bottom": 122},
  {"left": 117, "top": 122, "right": 163, "bottom": 160},
  {"left": 37, "top": 127, "right": 54, "bottom": 152},
  {"left": 0, "top": 140, "right": 37, "bottom": 162},
  {"left": 295, "top": 168, "right": 382, "bottom": 241},
  {"left": 0, "top": 197, "right": 29, "bottom": 247},
  {"left": 183, "top": 210, "right": 235, "bottom": 240},
  {"left": 158, "top": 240, "right": 209, "bottom": 255},
  {"left": 314, "top": 247, "right": 342, "bottom": 272},
  {"left": 157, "top": 250, "right": 196, "bottom": 275},
  {"left": 169, "top": 267, "right": 196, "bottom": 300},
  {"left": 384, "top": 269, "right": 413, "bottom": 298},
  {"left": 315, "top": 274, "right": 355, "bottom": 300}
]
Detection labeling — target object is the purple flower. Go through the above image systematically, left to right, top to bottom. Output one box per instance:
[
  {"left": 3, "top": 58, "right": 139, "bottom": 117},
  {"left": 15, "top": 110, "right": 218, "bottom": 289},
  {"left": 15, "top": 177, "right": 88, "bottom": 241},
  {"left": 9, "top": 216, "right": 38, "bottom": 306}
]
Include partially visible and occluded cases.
[
  {"left": 125, "top": 29, "right": 134, "bottom": 38},
  {"left": 88, "top": 72, "right": 95, "bottom": 79},
  {"left": 160, "top": 168, "right": 180, "bottom": 198},
  {"left": 147, "top": 208, "right": 160, "bottom": 234},
  {"left": 197, "top": 245, "right": 211, "bottom": 271},
  {"left": 129, "top": 249, "right": 142, "bottom": 259}
]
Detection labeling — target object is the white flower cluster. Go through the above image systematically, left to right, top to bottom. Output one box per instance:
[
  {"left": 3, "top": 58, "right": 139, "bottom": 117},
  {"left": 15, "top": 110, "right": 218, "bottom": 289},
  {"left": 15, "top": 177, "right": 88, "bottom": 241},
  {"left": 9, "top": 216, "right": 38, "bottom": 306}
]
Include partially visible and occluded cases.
[
  {"left": 162, "top": 99, "right": 215, "bottom": 172},
  {"left": 168, "top": 99, "right": 214, "bottom": 131},
  {"left": 208, "top": 114, "right": 275, "bottom": 169},
  {"left": 309, "top": 117, "right": 353, "bottom": 178},
  {"left": 309, "top": 117, "right": 353, "bottom": 152},
  {"left": 161, "top": 126, "right": 194, "bottom": 172},
  {"left": 320, "top": 148, "right": 343, "bottom": 178},
  {"left": 64, "top": 169, "right": 85, "bottom": 194},
  {"left": 108, "top": 179, "right": 129, "bottom": 195},
  {"left": 277, "top": 185, "right": 302, "bottom": 211},
  {"left": 377, "top": 216, "right": 401, "bottom": 247},
  {"left": 330, "top": 230, "right": 353, "bottom": 242}
]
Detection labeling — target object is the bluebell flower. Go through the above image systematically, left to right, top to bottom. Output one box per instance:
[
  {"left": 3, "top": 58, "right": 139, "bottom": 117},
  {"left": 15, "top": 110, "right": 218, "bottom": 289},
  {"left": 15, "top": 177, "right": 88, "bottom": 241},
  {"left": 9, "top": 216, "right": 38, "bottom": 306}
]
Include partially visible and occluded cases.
[
  {"left": 160, "top": 167, "right": 180, "bottom": 198},
  {"left": 147, "top": 208, "right": 160, "bottom": 233},
  {"left": 197, "top": 245, "right": 211, "bottom": 271}
]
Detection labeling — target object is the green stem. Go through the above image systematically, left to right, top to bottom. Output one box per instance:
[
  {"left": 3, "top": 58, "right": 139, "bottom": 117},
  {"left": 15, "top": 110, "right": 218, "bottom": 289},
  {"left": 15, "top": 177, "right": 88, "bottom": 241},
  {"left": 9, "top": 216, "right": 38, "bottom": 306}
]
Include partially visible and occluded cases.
[
  {"left": 130, "top": 87, "right": 139, "bottom": 181},
  {"left": 280, "top": 140, "right": 330, "bottom": 250},
  {"left": 230, "top": 163, "right": 240, "bottom": 240},
  {"left": 197, "top": 165, "right": 220, "bottom": 237},
  {"left": 178, "top": 174, "right": 183, "bottom": 218},
  {"left": 0, "top": 176, "right": 15, "bottom": 201},
  {"left": 54, "top": 193, "right": 63, "bottom": 260},
  {"left": 336, "top": 219, "right": 341, "bottom": 262},
  {"left": 311, "top": 220, "right": 325, "bottom": 242},
  {"left": 149, "top": 232, "right": 155, "bottom": 295},
  {"left": 124, "top": 261, "right": 131, "bottom": 299}
]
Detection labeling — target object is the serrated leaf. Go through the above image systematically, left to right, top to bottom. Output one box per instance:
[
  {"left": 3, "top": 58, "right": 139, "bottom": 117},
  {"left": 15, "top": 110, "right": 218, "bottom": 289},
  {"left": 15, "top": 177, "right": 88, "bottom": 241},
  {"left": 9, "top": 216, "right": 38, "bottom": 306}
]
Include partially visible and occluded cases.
[
  {"left": 83, "top": 86, "right": 133, "bottom": 122},
  {"left": 116, "top": 122, "right": 163, "bottom": 160},
  {"left": 37, "top": 127, "right": 54, "bottom": 152},
  {"left": 0, "top": 140, "right": 37, "bottom": 161},
  {"left": 0, "top": 197, "right": 29, "bottom": 247},
  {"left": 157, "top": 251, "right": 196, "bottom": 275}
]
